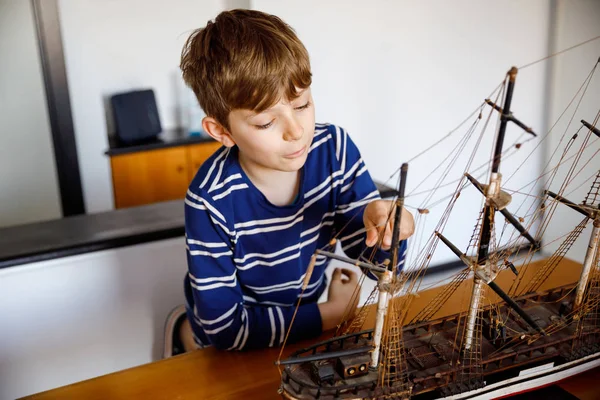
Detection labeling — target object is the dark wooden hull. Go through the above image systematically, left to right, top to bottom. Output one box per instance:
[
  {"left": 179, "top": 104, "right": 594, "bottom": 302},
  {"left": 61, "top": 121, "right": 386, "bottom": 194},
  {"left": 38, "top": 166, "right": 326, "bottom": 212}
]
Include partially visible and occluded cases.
[{"left": 279, "top": 284, "right": 600, "bottom": 399}]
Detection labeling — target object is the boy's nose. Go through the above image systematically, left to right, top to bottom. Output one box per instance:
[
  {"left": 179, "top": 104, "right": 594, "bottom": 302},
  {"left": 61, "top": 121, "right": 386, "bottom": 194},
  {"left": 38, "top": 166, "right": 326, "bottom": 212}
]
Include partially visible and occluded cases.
[{"left": 283, "top": 117, "right": 304, "bottom": 142}]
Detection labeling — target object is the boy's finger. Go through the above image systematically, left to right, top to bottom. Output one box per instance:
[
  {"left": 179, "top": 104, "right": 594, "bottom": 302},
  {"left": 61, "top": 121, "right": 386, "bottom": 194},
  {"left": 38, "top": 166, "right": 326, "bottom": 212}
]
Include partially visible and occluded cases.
[
  {"left": 364, "top": 220, "right": 377, "bottom": 247},
  {"left": 382, "top": 220, "right": 393, "bottom": 249},
  {"left": 332, "top": 268, "right": 342, "bottom": 282},
  {"left": 340, "top": 268, "right": 357, "bottom": 280},
  {"left": 347, "top": 270, "right": 358, "bottom": 283}
]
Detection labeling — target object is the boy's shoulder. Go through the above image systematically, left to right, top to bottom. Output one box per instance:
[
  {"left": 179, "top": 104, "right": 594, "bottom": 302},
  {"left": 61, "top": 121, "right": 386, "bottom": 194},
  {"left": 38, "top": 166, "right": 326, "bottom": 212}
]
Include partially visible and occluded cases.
[
  {"left": 314, "top": 121, "right": 341, "bottom": 137},
  {"left": 308, "top": 122, "right": 362, "bottom": 167},
  {"left": 188, "top": 144, "right": 234, "bottom": 198}
]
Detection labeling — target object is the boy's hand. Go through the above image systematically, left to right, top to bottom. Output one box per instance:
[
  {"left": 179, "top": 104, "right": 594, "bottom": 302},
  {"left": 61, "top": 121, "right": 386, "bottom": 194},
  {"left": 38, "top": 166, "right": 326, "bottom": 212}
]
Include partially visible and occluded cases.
[
  {"left": 364, "top": 200, "right": 415, "bottom": 249},
  {"left": 318, "top": 268, "right": 360, "bottom": 331}
]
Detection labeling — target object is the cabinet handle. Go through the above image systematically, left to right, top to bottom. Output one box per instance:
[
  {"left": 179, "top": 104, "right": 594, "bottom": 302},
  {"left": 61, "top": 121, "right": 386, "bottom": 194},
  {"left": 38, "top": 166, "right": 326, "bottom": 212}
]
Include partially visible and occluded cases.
[{"left": 177, "top": 166, "right": 184, "bottom": 173}]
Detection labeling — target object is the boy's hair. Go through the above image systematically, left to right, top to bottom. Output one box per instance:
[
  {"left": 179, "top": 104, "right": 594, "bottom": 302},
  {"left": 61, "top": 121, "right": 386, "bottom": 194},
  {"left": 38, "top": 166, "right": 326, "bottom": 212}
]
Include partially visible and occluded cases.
[{"left": 180, "top": 9, "right": 312, "bottom": 130}]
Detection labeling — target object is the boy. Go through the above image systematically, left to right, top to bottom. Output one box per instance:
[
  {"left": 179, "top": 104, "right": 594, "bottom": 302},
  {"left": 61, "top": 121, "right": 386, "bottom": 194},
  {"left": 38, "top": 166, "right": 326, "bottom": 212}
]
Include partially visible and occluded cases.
[{"left": 179, "top": 9, "right": 414, "bottom": 351}]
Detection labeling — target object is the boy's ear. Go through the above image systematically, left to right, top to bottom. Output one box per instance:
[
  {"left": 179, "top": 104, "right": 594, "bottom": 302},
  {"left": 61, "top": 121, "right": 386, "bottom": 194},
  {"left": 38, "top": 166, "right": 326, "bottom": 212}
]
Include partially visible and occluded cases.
[{"left": 202, "top": 117, "right": 236, "bottom": 148}]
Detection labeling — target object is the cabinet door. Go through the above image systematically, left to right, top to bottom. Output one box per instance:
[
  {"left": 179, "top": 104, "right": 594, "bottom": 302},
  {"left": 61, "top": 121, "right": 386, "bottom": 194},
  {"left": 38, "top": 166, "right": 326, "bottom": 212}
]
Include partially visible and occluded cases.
[
  {"left": 186, "top": 141, "right": 223, "bottom": 181},
  {"left": 111, "top": 147, "right": 189, "bottom": 208}
]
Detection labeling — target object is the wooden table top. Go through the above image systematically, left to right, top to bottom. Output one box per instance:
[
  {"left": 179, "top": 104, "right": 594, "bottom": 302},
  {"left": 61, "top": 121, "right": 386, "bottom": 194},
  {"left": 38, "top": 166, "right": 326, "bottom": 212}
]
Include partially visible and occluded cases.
[{"left": 22, "top": 257, "right": 600, "bottom": 400}]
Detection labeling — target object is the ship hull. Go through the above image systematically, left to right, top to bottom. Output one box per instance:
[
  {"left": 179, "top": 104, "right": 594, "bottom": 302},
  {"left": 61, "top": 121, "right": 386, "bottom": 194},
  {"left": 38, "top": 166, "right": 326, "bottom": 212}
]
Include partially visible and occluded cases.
[
  {"left": 279, "top": 283, "right": 600, "bottom": 399},
  {"left": 440, "top": 352, "right": 600, "bottom": 399},
  {"left": 280, "top": 353, "right": 600, "bottom": 399}
]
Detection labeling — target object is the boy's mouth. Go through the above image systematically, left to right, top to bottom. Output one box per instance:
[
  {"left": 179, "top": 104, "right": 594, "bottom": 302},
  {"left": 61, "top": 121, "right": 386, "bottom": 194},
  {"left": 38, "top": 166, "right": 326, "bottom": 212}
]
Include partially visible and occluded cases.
[{"left": 283, "top": 145, "right": 307, "bottom": 159}]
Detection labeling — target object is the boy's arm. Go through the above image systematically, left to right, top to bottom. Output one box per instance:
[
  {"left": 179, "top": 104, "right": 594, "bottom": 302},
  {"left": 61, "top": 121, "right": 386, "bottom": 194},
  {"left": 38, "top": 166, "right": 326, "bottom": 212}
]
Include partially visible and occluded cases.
[
  {"left": 332, "top": 127, "right": 408, "bottom": 278},
  {"left": 185, "top": 190, "right": 322, "bottom": 350}
]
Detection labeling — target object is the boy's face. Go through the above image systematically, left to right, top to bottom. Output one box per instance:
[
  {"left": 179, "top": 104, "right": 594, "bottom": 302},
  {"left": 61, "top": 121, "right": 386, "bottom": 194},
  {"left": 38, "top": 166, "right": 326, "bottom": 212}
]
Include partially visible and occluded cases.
[{"left": 227, "top": 88, "right": 315, "bottom": 176}]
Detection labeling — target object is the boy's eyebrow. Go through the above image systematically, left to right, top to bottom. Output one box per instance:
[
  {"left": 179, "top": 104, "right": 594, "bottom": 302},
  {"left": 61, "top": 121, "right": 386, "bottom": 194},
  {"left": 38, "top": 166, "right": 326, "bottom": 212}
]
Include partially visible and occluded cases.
[
  {"left": 244, "top": 89, "right": 308, "bottom": 120},
  {"left": 244, "top": 103, "right": 279, "bottom": 120},
  {"left": 245, "top": 109, "right": 268, "bottom": 120}
]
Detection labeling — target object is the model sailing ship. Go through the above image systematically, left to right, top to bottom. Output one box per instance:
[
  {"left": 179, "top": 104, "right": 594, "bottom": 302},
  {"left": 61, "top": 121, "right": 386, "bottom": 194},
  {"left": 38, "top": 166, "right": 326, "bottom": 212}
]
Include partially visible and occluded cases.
[{"left": 276, "top": 54, "right": 600, "bottom": 399}]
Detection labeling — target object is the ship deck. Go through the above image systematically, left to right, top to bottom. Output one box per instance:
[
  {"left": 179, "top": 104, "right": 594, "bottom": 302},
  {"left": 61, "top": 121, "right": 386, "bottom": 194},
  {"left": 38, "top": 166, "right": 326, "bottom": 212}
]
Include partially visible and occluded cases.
[{"left": 280, "top": 283, "right": 600, "bottom": 399}]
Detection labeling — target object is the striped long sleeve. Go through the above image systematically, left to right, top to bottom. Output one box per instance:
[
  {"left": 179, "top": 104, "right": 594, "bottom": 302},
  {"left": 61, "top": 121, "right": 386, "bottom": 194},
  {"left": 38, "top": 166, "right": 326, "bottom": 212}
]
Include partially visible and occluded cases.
[{"left": 185, "top": 189, "right": 322, "bottom": 350}]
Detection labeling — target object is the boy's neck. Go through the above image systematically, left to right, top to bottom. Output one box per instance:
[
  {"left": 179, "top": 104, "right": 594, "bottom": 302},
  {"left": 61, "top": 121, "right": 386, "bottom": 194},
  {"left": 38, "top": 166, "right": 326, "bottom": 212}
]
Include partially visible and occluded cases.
[{"left": 239, "top": 156, "right": 301, "bottom": 207}]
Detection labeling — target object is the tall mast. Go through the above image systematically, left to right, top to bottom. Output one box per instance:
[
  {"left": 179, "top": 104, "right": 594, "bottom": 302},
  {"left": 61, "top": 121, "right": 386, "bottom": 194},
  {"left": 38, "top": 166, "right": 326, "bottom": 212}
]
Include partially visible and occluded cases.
[
  {"left": 465, "top": 67, "right": 518, "bottom": 351},
  {"left": 477, "top": 67, "right": 518, "bottom": 263},
  {"left": 543, "top": 121, "right": 600, "bottom": 310},
  {"left": 574, "top": 126, "right": 600, "bottom": 309},
  {"left": 370, "top": 163, "right": 408, "bottom": 369},
  {"left": 390, "top": 164, "right": 408, "bottom": 273},
  {"left": 574, "top": 217, "right": 600, "bottom": 309}
]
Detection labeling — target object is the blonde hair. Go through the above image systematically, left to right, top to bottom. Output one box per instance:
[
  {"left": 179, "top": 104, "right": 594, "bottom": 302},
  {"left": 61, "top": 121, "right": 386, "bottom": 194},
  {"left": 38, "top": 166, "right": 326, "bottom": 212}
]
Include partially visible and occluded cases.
[{"left": 180, "top": 9, "right": 312, "bottom": 129}]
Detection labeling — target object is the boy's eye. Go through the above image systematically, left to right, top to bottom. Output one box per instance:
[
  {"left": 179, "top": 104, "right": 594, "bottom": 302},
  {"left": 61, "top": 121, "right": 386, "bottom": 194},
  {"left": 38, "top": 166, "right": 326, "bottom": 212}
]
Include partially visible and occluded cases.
[
  {"left": 294, "top": 101, "right": 311, "bottom": 111},
  {"left": 255, "top": 119, "right": 274, "bottom": 130}
]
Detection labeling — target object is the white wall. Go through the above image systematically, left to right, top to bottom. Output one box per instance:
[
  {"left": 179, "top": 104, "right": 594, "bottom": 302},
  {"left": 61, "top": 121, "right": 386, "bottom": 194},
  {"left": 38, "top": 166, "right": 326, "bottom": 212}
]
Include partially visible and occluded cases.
[
  {"left": 0, "top": 0, "right": 61, "bottom": 228},
  {"left": 55, "top": 0, "right": 600, "bottom": 265},
  {"left": 58, "top": 0, "right": 228, "bottom": 213},
  {"left": 252, "top": 0, "right": 552, "bottom": 266},
  {"left": 544, "top": 0, "right": 600, "bottom": 264},
  {"left": 57, "top": 1, "right": 553, "bottom": 257},
  {"left": 0, "top": 237, "right": 188, "bottom": 400}
]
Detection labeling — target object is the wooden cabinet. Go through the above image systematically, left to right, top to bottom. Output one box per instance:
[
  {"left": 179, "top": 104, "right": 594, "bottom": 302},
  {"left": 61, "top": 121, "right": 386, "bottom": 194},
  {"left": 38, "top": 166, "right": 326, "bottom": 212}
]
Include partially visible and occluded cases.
[
  {"left": 110, "top": 141, "right": 222, "bottom": 209},
  {"left": 186, "top": 142, "right": 223, "bottom": 182}
]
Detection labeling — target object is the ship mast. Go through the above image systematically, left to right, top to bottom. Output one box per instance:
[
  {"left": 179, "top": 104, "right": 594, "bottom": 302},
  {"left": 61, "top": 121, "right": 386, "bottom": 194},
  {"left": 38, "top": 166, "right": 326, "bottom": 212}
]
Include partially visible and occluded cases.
[
  {"left": 436, "top": 67, "right": 544, "bottom": 354},
  {"left": 463, "top": 67, "right": 519, "bottom": 350},
  {"left": 545, "top": 120, "right": 600, "bottom": 310},
  {"left": 572, "top": 122, "right": 600, "bottom": 310},
  {"left": 370, "top": 163, "right": 408, "bottom": 369},
  {"left": 575, "top": 216, "right": 600, "bottom": 309}
]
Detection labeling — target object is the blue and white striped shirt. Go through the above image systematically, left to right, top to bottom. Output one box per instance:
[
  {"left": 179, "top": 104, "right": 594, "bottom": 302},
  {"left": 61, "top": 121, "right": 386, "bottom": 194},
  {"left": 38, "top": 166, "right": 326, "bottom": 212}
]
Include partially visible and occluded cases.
[{"left": 183, "top": 123, "right": 407, "bottom": 350}]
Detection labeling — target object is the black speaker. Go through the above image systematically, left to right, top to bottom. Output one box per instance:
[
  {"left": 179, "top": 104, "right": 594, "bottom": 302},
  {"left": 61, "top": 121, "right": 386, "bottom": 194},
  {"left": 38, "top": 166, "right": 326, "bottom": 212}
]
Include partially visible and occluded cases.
[{"left": 110, "top": 89, "right": 162, "bottom": 144}]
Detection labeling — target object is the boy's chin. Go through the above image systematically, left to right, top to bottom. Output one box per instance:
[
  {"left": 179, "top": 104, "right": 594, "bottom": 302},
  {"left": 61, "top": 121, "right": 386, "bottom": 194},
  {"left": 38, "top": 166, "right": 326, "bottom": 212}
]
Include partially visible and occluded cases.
[{"left": 280, "top": 155, "right": 308, "bottom": 172}]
